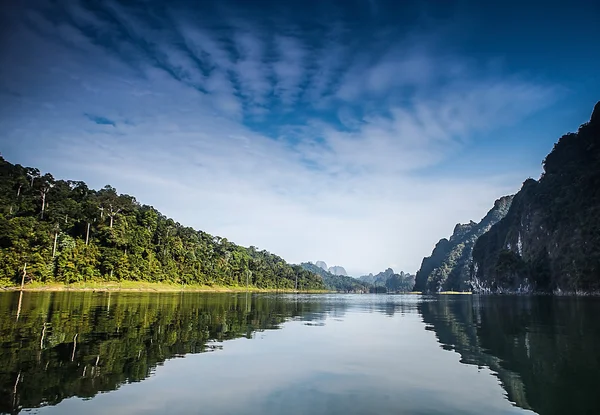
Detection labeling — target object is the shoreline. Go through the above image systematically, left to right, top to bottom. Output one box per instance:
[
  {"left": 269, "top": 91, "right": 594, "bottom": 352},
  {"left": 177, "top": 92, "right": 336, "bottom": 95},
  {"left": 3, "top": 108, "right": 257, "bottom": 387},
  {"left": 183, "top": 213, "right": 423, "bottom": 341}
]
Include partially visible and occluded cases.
[{"left": 0, "top": 281, "right": 330, "bottom": 294}]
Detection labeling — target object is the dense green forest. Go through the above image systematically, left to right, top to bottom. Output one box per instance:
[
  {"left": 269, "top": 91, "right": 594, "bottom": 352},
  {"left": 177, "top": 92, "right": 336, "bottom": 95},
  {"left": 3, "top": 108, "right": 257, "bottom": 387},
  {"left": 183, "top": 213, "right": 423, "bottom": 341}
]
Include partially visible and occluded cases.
[{"left": 0, "top": 157, "right": 324, "bottom": 290}]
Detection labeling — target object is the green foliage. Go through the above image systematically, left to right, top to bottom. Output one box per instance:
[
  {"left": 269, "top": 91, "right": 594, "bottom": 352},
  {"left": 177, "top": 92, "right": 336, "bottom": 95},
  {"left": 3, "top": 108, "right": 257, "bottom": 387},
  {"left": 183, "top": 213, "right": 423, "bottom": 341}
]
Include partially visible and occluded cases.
[{"left": 0, "top": 157, "right": 324, "bottom": 290}]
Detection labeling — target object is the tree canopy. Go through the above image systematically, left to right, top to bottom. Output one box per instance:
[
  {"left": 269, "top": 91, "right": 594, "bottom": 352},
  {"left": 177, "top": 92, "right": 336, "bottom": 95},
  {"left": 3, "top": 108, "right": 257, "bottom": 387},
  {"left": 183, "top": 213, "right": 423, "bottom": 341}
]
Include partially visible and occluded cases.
[{"left": 0, "top": 157, "right": 324, "bottom": 290}]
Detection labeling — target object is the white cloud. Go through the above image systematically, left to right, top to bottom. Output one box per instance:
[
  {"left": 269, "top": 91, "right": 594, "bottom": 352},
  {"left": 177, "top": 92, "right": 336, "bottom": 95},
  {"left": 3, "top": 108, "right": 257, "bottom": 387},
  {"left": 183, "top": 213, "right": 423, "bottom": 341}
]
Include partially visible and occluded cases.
[{"left": 0, "top": 0, "right": 560, "bottom": 276}]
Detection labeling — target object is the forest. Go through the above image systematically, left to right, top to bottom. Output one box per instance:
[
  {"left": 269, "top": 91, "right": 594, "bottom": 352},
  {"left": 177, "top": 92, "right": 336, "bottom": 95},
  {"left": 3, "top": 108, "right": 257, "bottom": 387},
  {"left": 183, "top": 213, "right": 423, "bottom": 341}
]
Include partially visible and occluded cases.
[{"left": 0, "top": 157, "right": 324, "bottom": 290}]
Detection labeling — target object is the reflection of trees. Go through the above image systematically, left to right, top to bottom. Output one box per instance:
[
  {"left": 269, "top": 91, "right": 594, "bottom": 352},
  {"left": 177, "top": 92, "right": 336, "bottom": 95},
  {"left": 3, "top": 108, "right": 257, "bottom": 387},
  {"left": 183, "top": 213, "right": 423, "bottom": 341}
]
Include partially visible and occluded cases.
[
  {"left": 0, "top": 292, "right": 331, "bottom": 414},
  {"left": 419, "top": 296, "right": 600, "bottom": 415}
]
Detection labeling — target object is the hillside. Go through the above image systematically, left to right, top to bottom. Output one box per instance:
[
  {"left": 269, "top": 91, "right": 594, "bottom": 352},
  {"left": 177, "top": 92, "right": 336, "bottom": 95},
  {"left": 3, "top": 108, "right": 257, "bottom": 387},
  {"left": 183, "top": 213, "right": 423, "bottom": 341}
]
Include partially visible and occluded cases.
[
  {"left": 471, "top": 102, "right": 600, "bottom": 293},
  {"left": 0, "top": 157, "right": 324, "bottom": 290},
  {"left": 413, "top": 195, "right": 513, "bottom": 293},
  {"left": 300, "top": 262, "right": 370, "bottom": 292},
  {"left": 359, "top": 268, "right": 415, "bottom": 292}
]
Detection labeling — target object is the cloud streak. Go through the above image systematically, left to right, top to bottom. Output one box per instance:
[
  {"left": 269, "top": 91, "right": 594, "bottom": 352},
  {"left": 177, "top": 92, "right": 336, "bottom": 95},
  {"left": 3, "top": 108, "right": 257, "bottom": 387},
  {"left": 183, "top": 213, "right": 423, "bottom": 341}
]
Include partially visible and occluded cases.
[
  {"left": 0, "top": 0, "right": 563, "bottom": 275},
  {"left": 85, "top": 113, "right": 116, "bottom": 126}
]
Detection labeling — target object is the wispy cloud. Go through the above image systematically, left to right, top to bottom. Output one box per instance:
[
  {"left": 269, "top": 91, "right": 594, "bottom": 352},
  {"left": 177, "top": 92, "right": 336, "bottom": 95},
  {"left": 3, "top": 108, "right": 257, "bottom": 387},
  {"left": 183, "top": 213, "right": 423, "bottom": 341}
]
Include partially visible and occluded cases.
[
  {"left": 0, "top": 0, "right": 564, "bottom": 275},
  {"left": 85, "top": 113, "right": 116, "bottom": 127}
]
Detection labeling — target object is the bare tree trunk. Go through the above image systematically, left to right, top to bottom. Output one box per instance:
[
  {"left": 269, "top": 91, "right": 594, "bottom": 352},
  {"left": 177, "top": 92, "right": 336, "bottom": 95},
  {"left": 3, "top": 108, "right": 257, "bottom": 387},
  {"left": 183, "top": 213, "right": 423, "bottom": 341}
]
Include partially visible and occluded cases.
[
  {"left": 17, "top": 185, "right": 22, "bottom": 197},
  {"left": 40, "top": 192, "right": 46, "bottom": 219},
  {"left": 64, "top": 214, "right": 68, "bottom": 224},
  {"left": 110, "top": 215, "right": 114, "bottom": 228},
  {"left": 85, "top": 223, "right": 91, "bottom": 245},
  {"left": 52, "top": 232, "right": 58, "bottom": 257},
  {"left": 21, "top": 263, "right": 27, "bottom": 290},
  {"left": 16, "top": 291, "right": 23, "bottom": 322},
  {"left": 40, "top": 323, "right": 47, "bottom": 349},
  {"left": 71, "top": 334, "right": 78, "bottom": 362},
  {"left": 12, "top": 371, "right": 21, "bottom": 409}
]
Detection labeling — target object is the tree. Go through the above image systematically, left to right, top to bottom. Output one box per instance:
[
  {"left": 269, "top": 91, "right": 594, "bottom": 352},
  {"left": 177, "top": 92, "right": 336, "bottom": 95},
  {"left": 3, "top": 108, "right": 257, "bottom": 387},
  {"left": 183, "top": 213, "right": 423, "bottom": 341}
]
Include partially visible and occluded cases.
[{"left": 0, "top": 156, "right": 325, "bottom": 290}]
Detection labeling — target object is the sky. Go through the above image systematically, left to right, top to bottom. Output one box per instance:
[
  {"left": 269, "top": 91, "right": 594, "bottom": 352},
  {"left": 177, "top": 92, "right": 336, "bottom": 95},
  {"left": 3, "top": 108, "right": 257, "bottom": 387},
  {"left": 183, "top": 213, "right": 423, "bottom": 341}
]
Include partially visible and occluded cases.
[{"left": 0, "top": 0, "right": 599, "bottom": 276}]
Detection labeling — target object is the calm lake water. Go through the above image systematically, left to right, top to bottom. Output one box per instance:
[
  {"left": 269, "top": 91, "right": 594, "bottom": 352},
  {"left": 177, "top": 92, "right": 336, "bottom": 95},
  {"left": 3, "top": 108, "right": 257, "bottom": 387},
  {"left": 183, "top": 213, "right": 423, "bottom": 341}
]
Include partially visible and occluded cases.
[{"left": 1, "top": 292, "right": 599, "bottom": 415}]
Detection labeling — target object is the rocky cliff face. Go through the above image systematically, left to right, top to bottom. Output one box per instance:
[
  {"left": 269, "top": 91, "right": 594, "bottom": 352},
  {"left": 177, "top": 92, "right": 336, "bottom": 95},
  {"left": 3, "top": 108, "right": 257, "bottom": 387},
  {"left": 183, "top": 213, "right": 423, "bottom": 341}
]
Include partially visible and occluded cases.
[
  {"left": 472, "top": 102, "right": 600, "bottom": 293},
  {"left": 413, "top": 195, "right": 514, "bottom": 292},
  {"left": 315, "top": 261, "right": 328, "bottom": 271},
  {"left": 328, "top": 265, "right": 348, "bottom": 276},
  {"left": 359, "top": 268, "right": 415, "bottom": 291},
  {"left": 359, "top": 268, "right": 395, "bottom": 285}
]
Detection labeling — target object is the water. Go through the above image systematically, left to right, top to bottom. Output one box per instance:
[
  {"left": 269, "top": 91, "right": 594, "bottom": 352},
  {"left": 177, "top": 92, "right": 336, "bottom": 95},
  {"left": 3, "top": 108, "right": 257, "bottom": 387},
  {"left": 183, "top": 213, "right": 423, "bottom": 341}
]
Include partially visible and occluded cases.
[{"left": 1, "top": 292, "right": 599, "bottom": 415}]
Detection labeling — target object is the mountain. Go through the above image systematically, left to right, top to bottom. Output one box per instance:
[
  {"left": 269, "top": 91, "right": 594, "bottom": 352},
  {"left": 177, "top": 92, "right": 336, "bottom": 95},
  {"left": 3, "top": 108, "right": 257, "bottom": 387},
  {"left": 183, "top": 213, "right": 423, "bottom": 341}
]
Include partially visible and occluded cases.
[
  {"left": 471, "top": 101, "right": 600, "bottom": 293},
  {"left": 0, "top": 157, "right": 324, "bottom": 290},
  {"left": 413, "top": 195, "right": 513, "bottom": 293},
  {"left": 315, "top": 261, "right": 328, "bottom": 271},
  {"left": 300, "top": 262, "right": 369, "bottom": 292},
  {"left": 327, "top": 265, "right": 348, "bottom": 276},
  {"left": 359, "top": 268, "right": 415, "bottom": 292},
  {"left": 359, "top": 268, "right": 395, "bottom": 285}
]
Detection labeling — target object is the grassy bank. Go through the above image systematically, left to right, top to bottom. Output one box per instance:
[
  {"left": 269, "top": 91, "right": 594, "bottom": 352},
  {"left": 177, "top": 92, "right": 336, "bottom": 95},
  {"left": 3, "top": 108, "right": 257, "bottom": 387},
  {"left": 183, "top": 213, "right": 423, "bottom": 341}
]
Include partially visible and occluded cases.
[{"left": 0, "top": 280, "right": 330, "bottom": 293}]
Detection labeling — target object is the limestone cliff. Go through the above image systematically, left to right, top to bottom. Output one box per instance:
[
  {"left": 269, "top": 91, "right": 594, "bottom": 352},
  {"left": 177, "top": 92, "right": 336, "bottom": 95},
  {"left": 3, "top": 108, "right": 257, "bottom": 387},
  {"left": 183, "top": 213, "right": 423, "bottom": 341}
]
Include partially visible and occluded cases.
[
  {"left": 471, "top": 101, "right": 600, "bottom": 293},
  {"left": 413, "top": 196, "right": 513, "bottom": 292}
]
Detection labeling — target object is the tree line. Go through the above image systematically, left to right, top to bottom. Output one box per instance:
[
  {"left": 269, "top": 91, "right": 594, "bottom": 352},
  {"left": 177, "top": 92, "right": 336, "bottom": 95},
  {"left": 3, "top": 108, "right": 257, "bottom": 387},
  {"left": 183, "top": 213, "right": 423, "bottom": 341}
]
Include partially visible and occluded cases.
[{"left": 0, "top": 156, "right": 324, "bottom": 290}]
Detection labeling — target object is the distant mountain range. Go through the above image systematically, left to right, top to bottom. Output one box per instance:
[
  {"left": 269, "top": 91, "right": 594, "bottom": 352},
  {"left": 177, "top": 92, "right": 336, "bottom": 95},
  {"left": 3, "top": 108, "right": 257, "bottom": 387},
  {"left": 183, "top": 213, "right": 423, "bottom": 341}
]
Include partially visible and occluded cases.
[
  {"left": 304, "top": 261, "right": 415, "bottom": 292},
  {"left": 314, "top": 261, "right": 348, "bottom": 276},
  {"left": 300, "top": 262, "right": 369, "bottom": 292},
  {"left": 359, "top": 268, "right": 415, "bottom": 292}
]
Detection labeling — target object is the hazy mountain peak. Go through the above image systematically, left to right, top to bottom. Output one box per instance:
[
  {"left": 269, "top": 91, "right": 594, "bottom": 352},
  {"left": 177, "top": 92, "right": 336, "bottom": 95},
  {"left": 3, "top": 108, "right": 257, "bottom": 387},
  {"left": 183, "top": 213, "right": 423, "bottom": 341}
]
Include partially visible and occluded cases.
[
  {"left": 315, "top": 261, "right": 328, "bottom": 271},
  {"left": 328, "top": 266, "right": 348, "bottom": 276}
]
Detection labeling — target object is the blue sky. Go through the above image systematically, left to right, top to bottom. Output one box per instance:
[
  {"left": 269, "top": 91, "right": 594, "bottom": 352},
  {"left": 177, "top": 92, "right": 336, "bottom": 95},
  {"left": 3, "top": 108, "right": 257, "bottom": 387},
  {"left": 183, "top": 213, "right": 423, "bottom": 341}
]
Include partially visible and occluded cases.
[{"left": 0, "top": 0, "right": 598, "bottom": 275}]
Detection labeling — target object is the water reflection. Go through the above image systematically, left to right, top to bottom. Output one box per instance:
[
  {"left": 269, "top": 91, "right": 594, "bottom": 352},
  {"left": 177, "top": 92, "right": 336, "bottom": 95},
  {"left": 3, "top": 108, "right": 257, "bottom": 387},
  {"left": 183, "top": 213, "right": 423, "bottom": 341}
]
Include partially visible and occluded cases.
[
  {"left": 0, "top": 292, "right": 335, "bottom": 414},
  {"left": 1, "top": 292, "right": 599, "bottom": 415},
  {"left": 420, "top": 295, "right": 600, "bottom": 415}
]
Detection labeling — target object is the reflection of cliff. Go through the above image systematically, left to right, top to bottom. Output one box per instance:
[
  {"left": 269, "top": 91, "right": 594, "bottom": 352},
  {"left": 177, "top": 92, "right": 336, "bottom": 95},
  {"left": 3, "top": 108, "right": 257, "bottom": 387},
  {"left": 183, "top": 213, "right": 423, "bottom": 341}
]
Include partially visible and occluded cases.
[
  {"left": 0, "top": 292, "right": 330, "bottom": 414},
  {"left": 419, "top": 296, "right": 600, "bottom": 415}
]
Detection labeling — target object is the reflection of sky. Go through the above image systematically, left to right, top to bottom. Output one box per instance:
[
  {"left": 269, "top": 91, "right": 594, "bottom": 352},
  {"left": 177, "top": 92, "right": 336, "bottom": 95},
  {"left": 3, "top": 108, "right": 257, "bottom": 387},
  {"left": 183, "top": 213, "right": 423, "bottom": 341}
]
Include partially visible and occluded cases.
[{"left": 37, "top": 296, "right": 534, "bottom": 415}]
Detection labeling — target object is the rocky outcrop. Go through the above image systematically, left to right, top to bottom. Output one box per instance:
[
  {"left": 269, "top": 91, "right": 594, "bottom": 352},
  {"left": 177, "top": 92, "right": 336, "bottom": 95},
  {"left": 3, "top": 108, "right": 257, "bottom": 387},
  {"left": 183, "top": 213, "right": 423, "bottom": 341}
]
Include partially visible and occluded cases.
[
  {"left": 471, "top": 101, "right": 600, "bottom": 293},
  {"left": 413, "top": 196, "right": 513, "bottom": 292},
  {"left": 313, "top": 261, "right": 348, "bottom": 276},
  {"left": 315, "top": 261, "right": 328, "bottom": 271},
  {"left": 328, "top": 265, "right": 348, "bottom": 276},
  {"left": 359, "top": 268, "right": 415, "bottom": 291},
  {"left": 359, "top": 268, "right": 395, "bottom": 285}
]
